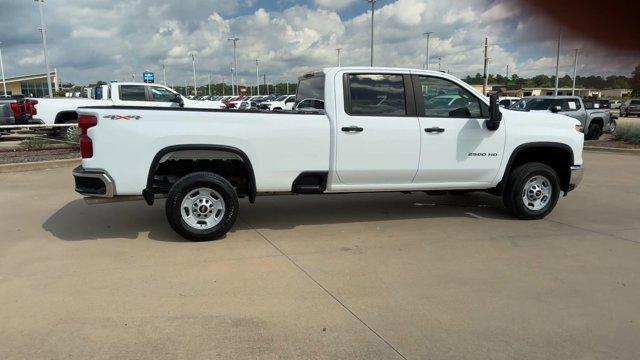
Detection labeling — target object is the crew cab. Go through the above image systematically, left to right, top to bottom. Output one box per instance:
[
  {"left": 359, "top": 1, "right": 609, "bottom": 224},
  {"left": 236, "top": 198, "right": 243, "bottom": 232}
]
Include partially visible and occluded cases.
[
  {"left": 73, "top": 67, "right": 584, "bottom": 241},
  {"left": 30, "top": 82, "right": 225, "bottom": 125},
  {"left": 511, "top": 95, "right": 611, "bottom": 140}
]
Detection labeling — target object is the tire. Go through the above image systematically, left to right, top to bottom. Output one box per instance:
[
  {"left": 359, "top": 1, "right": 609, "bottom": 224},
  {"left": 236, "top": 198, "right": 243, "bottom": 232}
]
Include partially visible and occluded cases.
[
  {"left": 609, "top": 120, "right": 617, "bottom": 134},
  {"left": 585, "top": 123, "right": 602, "bottom": 140},
  {"left": 502, "top": 162, "right": 560, "bottom": 220},
  {"left": 165, "top": 172, "right": 239, "bottom": 241}
]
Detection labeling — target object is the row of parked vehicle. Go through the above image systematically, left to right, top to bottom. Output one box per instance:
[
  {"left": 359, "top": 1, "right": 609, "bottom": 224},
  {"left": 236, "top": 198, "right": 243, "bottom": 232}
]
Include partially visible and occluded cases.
[
  {"left": 190, "top": 94, "right": 297, "bottom": 111},
  {"left": 0, "top": 95, "right": 38, "bottom": 129}
]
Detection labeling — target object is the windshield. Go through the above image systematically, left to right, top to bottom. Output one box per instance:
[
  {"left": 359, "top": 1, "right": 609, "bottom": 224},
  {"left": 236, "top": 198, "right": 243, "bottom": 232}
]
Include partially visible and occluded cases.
[
  {"left": 295, "top": 74, "right": 325, "bottom": 109},
  {"left": 511, "top": 97, "right": 560, "bottom": 111}
]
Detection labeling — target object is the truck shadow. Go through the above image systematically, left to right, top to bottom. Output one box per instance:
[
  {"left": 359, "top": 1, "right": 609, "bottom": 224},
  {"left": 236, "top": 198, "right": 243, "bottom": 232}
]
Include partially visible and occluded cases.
[{"left": 43, "top": 192, "right": 508, "bottom": 242}]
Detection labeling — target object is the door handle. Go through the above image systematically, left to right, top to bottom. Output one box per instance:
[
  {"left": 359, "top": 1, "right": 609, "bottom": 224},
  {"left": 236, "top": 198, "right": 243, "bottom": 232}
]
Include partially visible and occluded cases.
[
  {"left": 341, "top": 126, "right": 364, "bottom": 133},
  {"left": 424, "top": 127, "right": 445, "bottom": 133}
]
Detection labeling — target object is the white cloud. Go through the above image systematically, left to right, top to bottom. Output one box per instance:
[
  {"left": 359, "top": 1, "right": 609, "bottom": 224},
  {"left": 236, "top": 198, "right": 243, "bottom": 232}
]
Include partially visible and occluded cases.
[{"left": 314, "top": 0, "right": 358, "bottom": 10}]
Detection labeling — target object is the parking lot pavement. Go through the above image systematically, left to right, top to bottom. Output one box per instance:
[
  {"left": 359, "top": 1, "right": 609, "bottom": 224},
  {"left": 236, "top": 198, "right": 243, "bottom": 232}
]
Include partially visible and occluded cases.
[{"left": 1, "top": 152, "right": 639, "bottom": 359}]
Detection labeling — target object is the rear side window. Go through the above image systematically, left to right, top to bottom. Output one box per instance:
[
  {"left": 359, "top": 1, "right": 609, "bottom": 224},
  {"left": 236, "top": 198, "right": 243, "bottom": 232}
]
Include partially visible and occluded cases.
[
  {"left": 347, "top": 74, "right": 406, "bottom": 116},
  {"left": 120, "top": 85, "right": 147, "bottom": 101},
  {"left": 562, "top": 99, "right": 581, "bottom": 111}
]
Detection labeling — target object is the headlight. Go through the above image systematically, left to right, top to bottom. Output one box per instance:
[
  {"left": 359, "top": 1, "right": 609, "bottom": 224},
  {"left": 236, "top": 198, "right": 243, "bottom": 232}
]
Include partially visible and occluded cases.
[{"left": 575, "top": 124, "right": 584, "bottom": 133}]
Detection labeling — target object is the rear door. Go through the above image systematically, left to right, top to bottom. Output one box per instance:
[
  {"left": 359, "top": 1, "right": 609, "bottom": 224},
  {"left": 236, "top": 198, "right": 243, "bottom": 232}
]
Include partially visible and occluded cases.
[
  {"left": 335, "top": 72, "right": 420, "bottom": 186},
  {"left": 412, "top": 74, "right": 505, "bottom": 186},
  {"left": 117, "top": 85, "right": 148, "bottom": 106},
  {"left": 560, "top": 98, "right": 586, "bottom": 124}
]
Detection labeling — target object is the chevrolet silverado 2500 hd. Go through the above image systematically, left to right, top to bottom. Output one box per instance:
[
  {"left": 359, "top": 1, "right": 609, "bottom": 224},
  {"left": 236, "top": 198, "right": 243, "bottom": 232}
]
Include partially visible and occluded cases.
[
  {"left": 73, "top": 67, "right": 584, "bottom": 241},
  {"left": 31, "top": 82, "right": 224, "bottom": 125}
]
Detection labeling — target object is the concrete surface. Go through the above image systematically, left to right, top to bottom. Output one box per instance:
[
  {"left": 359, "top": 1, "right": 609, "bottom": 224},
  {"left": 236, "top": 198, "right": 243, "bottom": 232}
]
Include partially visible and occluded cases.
[{"left": 0, "top": 152, "right": 639, "bottom": 359}]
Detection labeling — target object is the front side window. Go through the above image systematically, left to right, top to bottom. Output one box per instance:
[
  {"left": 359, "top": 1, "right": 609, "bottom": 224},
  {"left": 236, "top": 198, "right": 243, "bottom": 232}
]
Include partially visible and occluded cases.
[
  {"left": 347, "top": 74, "right": 406, "bottom": 116},
  {"left": 418, "top": 76, "right": 482, "bottom": 117},
  {"left": 119, "top": 85, "right": 147, "bottom": 101},
  {"left": 150, "top": 86, "right": 177, "bottom": 102}
]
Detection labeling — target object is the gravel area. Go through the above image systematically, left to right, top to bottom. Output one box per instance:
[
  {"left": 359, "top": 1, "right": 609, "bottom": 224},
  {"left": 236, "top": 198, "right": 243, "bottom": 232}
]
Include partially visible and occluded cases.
[{"left": 585, "top": 134, "right": 640, "bottom": 149}]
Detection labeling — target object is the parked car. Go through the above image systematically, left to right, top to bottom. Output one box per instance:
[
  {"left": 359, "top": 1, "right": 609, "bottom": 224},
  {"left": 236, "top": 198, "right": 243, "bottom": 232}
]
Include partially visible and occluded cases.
[
  {"left": 73, "top": 67, "right": 584, "bottom": 241},
  {"left": 31, "top": 82, "right": 225, "bottom": 125},
  {"left": 260, "top": 94, "right": 295, "bottom": 111},
  {"left": 0, "top": 95, "right": 37, "bottom": 126},
  {"left": 498, "top": 96, "right": 520, "bottom": 108},
  {"left": 511, "top": 96, "right": 612, "bottom": 140},
  {"left": 620, "top": 99, "right": 640, "bottom": 117},
  {"left": 609, "top": 100, "right": 622, "bottom": 109}
]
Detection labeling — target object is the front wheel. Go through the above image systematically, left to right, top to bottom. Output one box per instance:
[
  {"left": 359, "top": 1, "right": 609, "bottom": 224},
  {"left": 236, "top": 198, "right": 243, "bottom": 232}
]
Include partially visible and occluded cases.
[
  {"left": 503, "top": 163, "right": 560, "bottom": 220},
  {"left": 165, "top": 172, "right": 239, "bottom": 241}
]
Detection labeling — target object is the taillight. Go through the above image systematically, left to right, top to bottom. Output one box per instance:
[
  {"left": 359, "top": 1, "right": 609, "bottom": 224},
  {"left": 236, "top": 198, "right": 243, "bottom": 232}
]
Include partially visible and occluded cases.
[
  {"left": 25, "top": 99, "right": 38, "bottom": 116},
  {"left": 10, "top": 103, "right": 20, "bottom": 118},
  {"left": 78, "top": 115, "right": 97, "bottom": 158}
]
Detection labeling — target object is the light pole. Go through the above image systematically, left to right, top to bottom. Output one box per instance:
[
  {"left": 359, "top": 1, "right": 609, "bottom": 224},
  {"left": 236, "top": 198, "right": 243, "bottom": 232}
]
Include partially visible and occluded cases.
[
  {"left": 35, "top": 0, "right": 53, "bottom": 98},
  {"left": 366, "top": 0, "right": 376, "bottom": 67},
  {"left": 553, "top": 29, "right": 561, "bottom": 96},
  {"left": 423, "top": 31, "right": 433, "bottom": 70},
  {"left": 227, "top": 36, "right": 240, "bottom": 95},
  {"left": 0, "top": 42, "right": 7, "bottom": 96},
  {"left": 336, "top": 48, "right": 342, "bottom": 66},
  {"left": 571, "top": 48, "right": 579, "bottom": 96},
  {"left": 190, "top": 53, "right": 197, "bottom": 96},
  {"left": 438, "top": 57, "right": 442, "bottom": 72},
  {"left": 255, "top": 59, "right": 260, "bottom": 96},
  {"left": 162, "top": 63, "right": 166, "bottom": 85},
  {"left": 230, "top": 66, "right": 235, "bottom": 96},
  {"left": 208, "top": 73, "right": 211, "bottom": 96}
]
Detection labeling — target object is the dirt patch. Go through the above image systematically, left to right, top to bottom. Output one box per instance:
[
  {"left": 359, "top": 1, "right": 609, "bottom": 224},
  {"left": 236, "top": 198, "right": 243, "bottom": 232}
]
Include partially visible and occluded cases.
[
  {"left": 585, "top": 134, "right": 640, "bottom": 149},
  {"left": 0, "top": 148, "right": 79, "bottom": 165}
]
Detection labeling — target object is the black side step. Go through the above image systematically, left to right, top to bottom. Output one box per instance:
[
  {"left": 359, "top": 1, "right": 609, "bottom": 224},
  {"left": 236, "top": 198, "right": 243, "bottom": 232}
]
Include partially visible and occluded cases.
[{"left": 292, "top": 172, "right": 328, "bottom": 194}]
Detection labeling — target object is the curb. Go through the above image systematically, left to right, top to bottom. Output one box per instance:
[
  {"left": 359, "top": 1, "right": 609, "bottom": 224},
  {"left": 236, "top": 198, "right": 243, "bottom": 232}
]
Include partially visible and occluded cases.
[
  {"left": 584, "top": 146, "right": 640, "bottom": 155},
  {"left": 0, "top": 158, "right": 81, "bottom": 173}
]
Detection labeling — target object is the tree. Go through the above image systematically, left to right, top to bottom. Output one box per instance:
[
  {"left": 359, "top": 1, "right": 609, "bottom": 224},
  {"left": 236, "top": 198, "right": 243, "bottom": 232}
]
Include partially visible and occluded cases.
[{"left": 631, "top": 64, "right": 640, "bottom": 96}]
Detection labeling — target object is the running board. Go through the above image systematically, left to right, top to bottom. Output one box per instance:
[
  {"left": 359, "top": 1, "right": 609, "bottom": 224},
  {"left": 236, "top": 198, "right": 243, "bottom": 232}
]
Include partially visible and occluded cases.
[{"left": 84, "top": 194, "right": 166, "bottom": 205}]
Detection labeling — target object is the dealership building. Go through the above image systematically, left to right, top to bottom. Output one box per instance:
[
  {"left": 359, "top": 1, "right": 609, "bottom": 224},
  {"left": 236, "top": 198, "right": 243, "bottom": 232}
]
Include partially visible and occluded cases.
[{"left": 1, "top": 70, "right": 59, "bottom": 97}]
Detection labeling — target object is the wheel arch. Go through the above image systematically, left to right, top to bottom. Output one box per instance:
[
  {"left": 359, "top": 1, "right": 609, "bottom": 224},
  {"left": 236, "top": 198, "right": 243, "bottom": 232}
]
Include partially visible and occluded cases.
[
  {"left": 498, "top": 142, "right": 574, "bottom": 195},
  {"left": 143, "top": 144, "right": 257, "bottom": 205}
]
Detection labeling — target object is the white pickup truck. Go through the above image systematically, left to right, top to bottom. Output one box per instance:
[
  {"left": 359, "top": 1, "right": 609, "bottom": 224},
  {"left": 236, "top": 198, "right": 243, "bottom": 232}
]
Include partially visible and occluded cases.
[
  {"left": 73, "top": 67, "right": 584, "bottom": 241},
  {"left": 31, "top": 82, "right": 223, "bottom": 125}
]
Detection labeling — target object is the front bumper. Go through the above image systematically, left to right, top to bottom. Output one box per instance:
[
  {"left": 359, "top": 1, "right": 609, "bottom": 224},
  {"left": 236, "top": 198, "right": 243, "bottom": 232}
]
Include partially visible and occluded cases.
[
  {"left": 567, "top": 165, "right": 583, "bottom": 192},
  {"left": 72, "top": 166, "right": 115, "bottom": 197}
]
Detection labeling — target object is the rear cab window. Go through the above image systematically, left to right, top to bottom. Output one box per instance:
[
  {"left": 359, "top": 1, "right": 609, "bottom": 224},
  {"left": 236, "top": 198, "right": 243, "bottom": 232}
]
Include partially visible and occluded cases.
[{"left": 295, "top": 73, "right": 325, "bottom": 110}]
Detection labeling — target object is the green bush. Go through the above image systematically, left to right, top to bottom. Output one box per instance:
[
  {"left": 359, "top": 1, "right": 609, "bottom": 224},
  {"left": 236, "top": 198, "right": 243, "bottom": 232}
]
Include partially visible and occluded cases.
[{"left": 614, "top": 119, "right": 640, "bottom": 144}]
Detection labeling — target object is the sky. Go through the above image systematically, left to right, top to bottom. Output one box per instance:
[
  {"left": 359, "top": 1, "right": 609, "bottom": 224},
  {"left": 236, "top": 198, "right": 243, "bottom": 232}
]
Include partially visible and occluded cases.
[{"left": 0, "top": 0, "right": 638, "bottom": 86}]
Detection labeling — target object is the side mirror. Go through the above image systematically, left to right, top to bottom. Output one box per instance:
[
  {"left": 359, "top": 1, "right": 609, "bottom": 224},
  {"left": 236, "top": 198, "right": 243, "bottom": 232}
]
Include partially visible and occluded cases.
[
  {"left": 486, "top": 93, "right": 502, "bottom": 131},
  {"left": 174, "top": 94, "right": 184, "bottom": 108},
  {"left": 550, "top": 105, "right": 561, "bottom": 113}
]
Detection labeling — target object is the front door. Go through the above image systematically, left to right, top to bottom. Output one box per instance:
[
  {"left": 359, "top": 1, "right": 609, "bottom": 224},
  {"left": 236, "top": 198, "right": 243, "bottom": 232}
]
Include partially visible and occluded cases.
[
  {"left": 335, "top": 73, "right": 420, "bottom": 186},
  {"left": 412, "top": 74, "right": 505, "bottom": 186}
]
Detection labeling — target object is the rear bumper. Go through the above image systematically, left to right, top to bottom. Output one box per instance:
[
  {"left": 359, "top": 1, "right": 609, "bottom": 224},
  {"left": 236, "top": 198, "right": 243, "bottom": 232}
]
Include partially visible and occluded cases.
[
  {"left": 567, "top": 165, "right": 583, "bottom": 192},
  {"left": 72, "top": 166, "right": 115, "bottom": 197}
]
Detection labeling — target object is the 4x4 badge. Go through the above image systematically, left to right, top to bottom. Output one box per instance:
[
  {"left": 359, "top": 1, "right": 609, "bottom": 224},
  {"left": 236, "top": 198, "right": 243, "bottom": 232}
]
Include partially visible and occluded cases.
[{"left": 103, "top": 115, "right": 141, "bottom": 120}]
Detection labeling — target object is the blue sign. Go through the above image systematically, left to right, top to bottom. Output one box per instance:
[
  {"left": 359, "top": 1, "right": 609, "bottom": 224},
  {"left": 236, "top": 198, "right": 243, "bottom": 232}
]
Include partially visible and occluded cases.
[{"left": 143, "top": 71, "right": 155, "bottom": 83}]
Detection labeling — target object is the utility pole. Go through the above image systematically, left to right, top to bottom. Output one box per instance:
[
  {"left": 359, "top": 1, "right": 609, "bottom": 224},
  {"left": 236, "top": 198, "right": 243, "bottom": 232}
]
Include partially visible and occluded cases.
[
  {"left": 35, "top": 0, "right": 53, "bottom": 98},
  {"left": 367, "top": 0, "right": 376, "bottom": 67},
  {"left": 554, "top": 29, "right": 561, "bottom": 96},
  {"left": 423, "top": 31, "right": 433, "bottom": 70},
  {"left": 227, "top": 36, "right": 240, "bottom": 95},
  {"left": 482, "top": 36, "right": 489, "bottom": 95},
  {"left": 0, "top": 42, "right": 7, "bottom": 96},
  {"left": 336, "top": 48, "right": 342, "bottom": 66},
  {"left": 571, "top": 48, "right": 579, "bottom": 96},
  {"left": 191, "top": 53, "right": 197, "bottom": 96},
  {"left": 438, "top": 57, "right": 442, "bottom": 72},
  {"left": 255, "top": 59, "right": 260, "bottom": 96},
  {"left": 162, "top": 63, "right": 166, "bottom": 85},
  {"left": 506, "top": 64, "right": 509, "bottom": 89},
  {"left": 208, "top": 73, "right": 211, "bottom": 96},
  {"left": 264, "top": 74, "right": 268, "bottom": 95},
  {"left": 222, "top": 77, "right": 225, "bottom": 96},
  {"left": 184, "top": 79, "right": 187, "bottom": 96},
  {"left": 286, "top": 80, "right": 289, "bottom": 94}
]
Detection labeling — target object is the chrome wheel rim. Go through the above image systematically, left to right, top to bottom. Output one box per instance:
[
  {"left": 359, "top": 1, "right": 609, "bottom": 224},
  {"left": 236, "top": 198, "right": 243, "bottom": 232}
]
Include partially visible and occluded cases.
[
  {"left": 522, "top": 175, "right": 552, "bottom": 211},
  {"left": 180, "top": 187, "right": 225, "bottom": 230}
]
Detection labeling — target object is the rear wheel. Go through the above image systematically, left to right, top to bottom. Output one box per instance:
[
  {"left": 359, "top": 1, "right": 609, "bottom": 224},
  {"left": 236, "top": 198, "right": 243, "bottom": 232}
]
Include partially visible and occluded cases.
[
  {"left": 503, "top": 163, "right": 560, "bottom": 220},
  {"left": 165, "top": 172, "right": 239, "bottom": 241}
]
